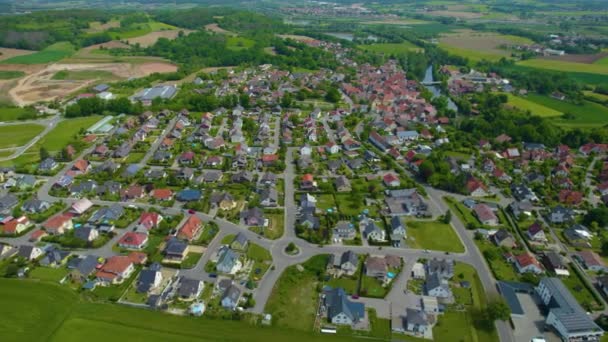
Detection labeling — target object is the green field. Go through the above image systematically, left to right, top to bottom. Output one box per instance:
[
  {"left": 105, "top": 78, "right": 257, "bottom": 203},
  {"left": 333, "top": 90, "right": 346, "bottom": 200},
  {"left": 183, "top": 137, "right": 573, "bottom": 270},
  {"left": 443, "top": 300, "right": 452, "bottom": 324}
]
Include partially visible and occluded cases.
[
  {"left": 109, "top": 21, "right": 177, "bottom": 40},
  {"left": 227, "top": 36, "right": 255, "bottom": 51},
  {"left": 1, "top": 42, "right": 75, "bottom": 64},
  {"left": 358, "top": 42, "right": 423, "bottom": 54},
  {"left": 438, "top": 43, "right": 504, "bottom": 62},
  {"left": 595, "top": 56, "right": 608, "bottom": 65},
  {"left": 518, "top": 58, "right": 608, "bottom": 76},
  {"left": 0, "top": 70, "right": 25, "bottom": 79},
  {"left": 52, "top": 70, "right": 116, "bottom": 81},
  {"left": 585, "top": 91, "right": 608, "bottom": 102},
  {"left": 505, "top": 93, "right": 563, "bottom": 117},
  {"left": 526, "top": 94, "right": 608, "bottom": 128},
  {"left": 0, "top": 106, "right": 38, "bottom": 121},
  {"left": 0, "top": 116, "right": 102, "bottom": 167},
  {"left": 0, "top": 123, "right": 44, "bottom": 149},
  {"left": 405, "top": 220, "right": 465, "bottom": 253},
  {"left": 0, "top": 279, "right": 354, "bottom": 342}
]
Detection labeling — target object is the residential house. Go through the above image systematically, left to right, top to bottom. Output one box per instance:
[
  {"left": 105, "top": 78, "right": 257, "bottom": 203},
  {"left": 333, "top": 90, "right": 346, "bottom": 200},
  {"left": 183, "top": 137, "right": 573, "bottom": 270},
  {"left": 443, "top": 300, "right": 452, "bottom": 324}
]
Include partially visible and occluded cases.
[
  {"left": 383, "top": 173, "right": 400, "bottom": 187},
  {"left": 300, "top": 174, "right": 316, "bottom": 190},
  {"left": 335, "top": 176, "right": 352, "bottom": 192},
  {"left": 259, "top": 188, "right": 278, "bottom": 207},
  {"left": 176, "top": 189, "right": 201, "bottom": 202},
  {"left": 209, "top": 192, "right": 237, "bottom": 210},
  {"left": 70, "top": 198, "right": 93, "bottom": 215},
  {"left": 473, "top": 203, "right": 498, "bottom": 226},
  {"left": 240, "top": 207, "right": 265, "bottom": 226},
  {"left": 138, "top": 212, "right": 163, "bottom": 230},
  {"left": 43, "top": 214, "right": 73, "bottom": 235},
  {"left": 177, "top": 215, "right": 203, "bottom": 241},
  {"left": 2, "top": 216, "right": 32, "bottom": 235},
  {"left": 389, "top": 216, "right": 406, "bottom": 247},
  {"left": 362, "top": 220, "right": 386, "bottom": 242},
  {"left": 527, "top": 222, "right": 547, "bottom": 242},
  {"left": 75, "top": 226, "right": 99, "bottom": 242},
  {"left": 492, "top": 229, "right": 517, "bottom": 248},
  {"left": 118, "top": 232, "right": 149, "bottom": 249},
  {"left": 230, "top": 232, "right": 249, "bottom": 251},
  {"left": 163, "top": 238, "right": 189, "bottom": 261},
  {"left": 17, "top": 245, "right": 43, "bottom": 260},
  {"left": 216, "top": 246, "right": 241, "bottom": 274},
  {"left": 338, "top": 251, "right": 358, "bottom": 276},
  {"left": 575, "top": 251, "right": 608, "bottom": 272},
  {"left": 514, "top": 252, "right": 544, "bottom": 274},
  {"left": 542, "top": 252, "right": 570, "bottom": 277},
  {"left": 68, "top": 255, "right": 99, "bottom": 282},
  {"left": 96, "top": 255, "right": 135, "bottom": 285},
  {"left": 365, "top": 256, "right": 388, "bottom": 280},
  {"left": 426, "top": 259, "right": 454, "bottom": 279},
  {"left": 136, "top": 264, "right": 163, "bottom": 293},
  {"left": 424, "top": 273, "right": 452, "bottom": 301},
  {"left": 176, "top": 276, "right": 204, "bottom": 301},
  {"left": 221, "top": 285, "right": 242, "bottom": 310},
  {"left": 323, "top": 287, "right": 365, "bottom": 325}
]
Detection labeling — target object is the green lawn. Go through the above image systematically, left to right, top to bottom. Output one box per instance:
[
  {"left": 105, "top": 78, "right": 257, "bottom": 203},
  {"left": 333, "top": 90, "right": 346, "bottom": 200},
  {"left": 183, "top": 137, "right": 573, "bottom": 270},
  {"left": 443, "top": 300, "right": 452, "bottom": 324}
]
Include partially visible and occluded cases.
[
  {"left": 110, "top": 22, "right": 177, "bottom": 40},
  {"left": 1, "top": 42, "right": 75, "bottom": 64},
  {"left": 357, "top": 42, "right": 423, "bottom": 54},
  {"left": 518, "top": 58, "right": 608, "bottom": 76},
  {"left": 0, "top": 70, "right": 25, "bottom": 79},
  {"left": 505, "top": 93, "right": 563, "bottom": 117},
  {"left": 526, "top": 94, "right": 608, "bottom": 128},
  {"left": 0, "top": 124, "right": 44, "bottom": 149},
  {"left": 335, "top": 193, "right": 377, "bottom": 217},
  {"left": 315, "top": 194, "right": 337, "bottom": 212},
  {"left": 406, "top": 220, "right": 465, "bottom": 253},
  {"left": 474, "top": 240, "right": 520, "bottom": 282},
  {"left": 247, "top": 243, "right": 273, "bottom": 282},
  {"left": 181, "top": 252, "right": 203, "bottom": 269},
  {"left": 562, "top": 265, "right": 603, "bottom": 311},
  {"left": 29, "top": 266, "right": 69, "bottom": 283},
  {"left": 360, "top": 275, "right": 388, "bottom": 298},
  {"left": 0, "top": 278, "right": 355, "bottom": 342}
]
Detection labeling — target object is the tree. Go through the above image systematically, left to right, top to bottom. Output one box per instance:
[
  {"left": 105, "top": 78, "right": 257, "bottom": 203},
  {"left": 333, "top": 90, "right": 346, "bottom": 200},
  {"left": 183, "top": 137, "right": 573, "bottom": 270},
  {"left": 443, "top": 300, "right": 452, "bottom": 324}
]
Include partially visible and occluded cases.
[
  {"left": 325, "top": 87, "right": 341, "bottom": 103},
  {"left": 39, "top": 147, "right": 50, "bottom": 161},
  {"left": 442, "top": 210, "right": 452, "bottom": 224},
  {"left": 286, "top": 242, "right": 297, "bottom": 253},
  {"left": 486, "top": 298, "right": 511, "bottom": 321}
]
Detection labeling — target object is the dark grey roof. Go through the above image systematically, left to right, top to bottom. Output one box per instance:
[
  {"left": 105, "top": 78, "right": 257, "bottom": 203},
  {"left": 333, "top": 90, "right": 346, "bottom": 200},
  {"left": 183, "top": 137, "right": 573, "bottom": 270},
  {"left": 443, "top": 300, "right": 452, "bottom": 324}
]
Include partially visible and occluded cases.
[
  {"left": 0, "top": 194, "right": 18, "bottom": 211},
  {"left": 232, "top": 232, "right": 248, "bottom": 247},
  {"left": 164, "top": 238, "right": 188, "bottom": 255},
  {"left": 340, "top": 251, "right": 358, "bottom": 267},
  {"left": 137, "top": 269, "right": 160, "bottom": 293},
  {"left": 178, "top": 277, "right": 202, "bottom": 298},
  {"left": 540, "top": 277, "right": 603, "bottom": 334},
  {"left": 497, "top": 281, "right": 535, "bottom": 315},
  {"left": 222, "top": 285, "right": 241, "bottom": 304},
  {"left": 324, "top": 287, "right": 364, "bottom": 322},
  {"left": 406, "top": 308, "right": 428, "bottom": 326}
]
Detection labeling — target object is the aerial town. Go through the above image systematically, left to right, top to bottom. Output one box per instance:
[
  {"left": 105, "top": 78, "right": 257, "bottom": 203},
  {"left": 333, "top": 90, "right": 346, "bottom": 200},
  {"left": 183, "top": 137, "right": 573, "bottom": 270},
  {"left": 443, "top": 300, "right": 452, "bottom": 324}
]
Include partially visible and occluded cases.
[{"left": 1, "top": 1, "right": 608, "bottom": 342}]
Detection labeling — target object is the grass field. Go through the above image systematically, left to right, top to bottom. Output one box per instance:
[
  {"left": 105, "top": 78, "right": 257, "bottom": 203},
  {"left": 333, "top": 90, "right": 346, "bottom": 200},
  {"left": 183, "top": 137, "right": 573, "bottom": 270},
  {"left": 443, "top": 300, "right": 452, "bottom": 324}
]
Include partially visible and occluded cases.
[
  {"left": 110, "top": 22, "right": 177, "bottom": 40},
  {"left": 226, "top": 36, "right": 255, "bottom": 51},
  {"left": 1, "top": 42, "right": 75, "bottom": 64},
  {"left": 357, "top": 42, "right": 423, "bottom": 54},
  {"left": 438, "top": 43, "right": 505, "bottom": 62},
  {"left": 518, "top": 58, "right": 608, "bottom": 76},
  {"left": 0, "top": 70, "right": 25, "bottom": 79},
  {"left": 52, "top": 70, "right": 116, "bottom": 81},
  {"left": 584, "top": 91, "right": 608, "bottom": 102},
  {"left": 505, "top": 93, "right": 563, "bottom": 117},
  {"left": 526, "top": 94, "right": 608, "bottom": 128},
  {"left": 0, "top": 106, "right": 37, "bottom": 121},
  {"left": 0, "top": 115, "right": 102, "bottom": 167},
  {"left": 0, "top": 123, "right": 44, "bottom": 149},
  {"left": 405, "top": 220, "right": 465, "bottom": 253},
  {"left": 266, "top": 255, "right": 328, "bottom": 332},
  {"left": 0, "top": 279, "right": 354, "bottom": 342}
]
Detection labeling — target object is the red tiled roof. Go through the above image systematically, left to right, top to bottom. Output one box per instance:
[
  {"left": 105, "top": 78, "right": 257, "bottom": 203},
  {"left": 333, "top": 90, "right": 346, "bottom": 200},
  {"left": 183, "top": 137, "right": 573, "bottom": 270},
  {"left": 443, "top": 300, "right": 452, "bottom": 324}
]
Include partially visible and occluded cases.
[
  {"left": 152, "top": 189, "right": 173, "bottom": 200},
  {"left": 43, "top": 214, "right": 72, "bottom": 230},
  {"left": 178, "top": 215, "right": 202, "bottom": 240},
  {"left": 118, "top": 232, "right": 148, "bottom": 248}
]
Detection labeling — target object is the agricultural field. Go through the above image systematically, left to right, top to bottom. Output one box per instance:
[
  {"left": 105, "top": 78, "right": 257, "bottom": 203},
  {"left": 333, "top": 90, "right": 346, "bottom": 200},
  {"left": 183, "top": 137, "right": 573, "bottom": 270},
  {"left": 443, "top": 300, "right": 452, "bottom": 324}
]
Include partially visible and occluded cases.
[
  {"left": 361, "top": 18, "right": 430, "bottom": 25},
  {"left": 85, "top": 20, "right": 120, "bottom": 33},
  {"left": 108, "top": 21, "right": 177, "bottom": 40},
  {"left": 204, "top": 23, "right": 236, "bottom": 36},
  {"left": 125, "top": 29, "right": 194, "bottom": 48},
  {"left": 439, "top": 31, "right": 532, "bottom": 62},
  {"left": 1, "top": 42, "right": 75, "bottom": 65},
  {"left": 357, "top": 42, "right": 423, "bottom": 54},
  {"left": 0, "top": 47, "right": 36, "bottom": 62},
  {"left": 518, "top": 58, "right": 608, "bottom": 76},
  {"left": 0, "top": 70, "right": 24, "bottom": 79},
  {"left": 52, "top": 70, "right": 117, "bottom": 81},
  {"left": 505, "top": 93, "right": 563, "bottom": 117},
  {"left": 526, "top": 94, "right": 608, "bottom": 128},
  {"left": 0, "top": 106, "right": 36, "bottom": 122},
  {"left": 0, "top": 123, "right": 44, "bottom": 149},
  {"left": 0, "top": 279, "right": 351, "bottom": 342}
]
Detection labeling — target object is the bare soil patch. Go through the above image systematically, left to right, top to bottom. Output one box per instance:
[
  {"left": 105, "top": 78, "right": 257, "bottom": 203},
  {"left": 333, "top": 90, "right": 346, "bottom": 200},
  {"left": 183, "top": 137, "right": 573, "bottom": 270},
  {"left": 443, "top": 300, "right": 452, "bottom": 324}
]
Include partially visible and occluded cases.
[
  {"left": 85, "top": 20, "right": 121, "bottom": 33},
  {"left": 204, "top": 23, "right": 235, "bottom": 36},
  {"left": 125, "top": 29, "right": 194, "bottom": 48},
  {"left": 439, "top": 31, "right": 518, "bottom": 56},
  {"left": 0, "top": 48, "right": 37, "bottom": 62},
  {"left": 540, "top": 51, "right": 608, "bottom": 64},
  {"left": 8, "top": 62, "right": 175, "bottom": 106},
  {"left": 136, "top": 62, "right": 177, "bottom": 75}
]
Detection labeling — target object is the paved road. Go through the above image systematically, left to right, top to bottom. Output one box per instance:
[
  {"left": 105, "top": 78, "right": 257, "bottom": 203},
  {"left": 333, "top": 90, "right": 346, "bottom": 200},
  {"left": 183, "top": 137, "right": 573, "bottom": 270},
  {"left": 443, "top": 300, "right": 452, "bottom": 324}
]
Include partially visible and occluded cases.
[{"left": 0, "top": 115, "right": 62, "bottom": 162}]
